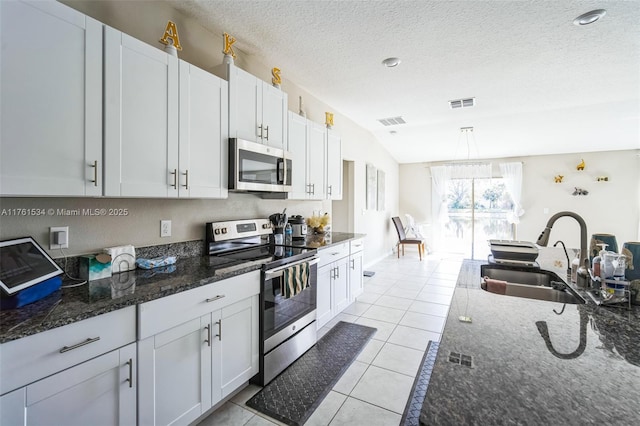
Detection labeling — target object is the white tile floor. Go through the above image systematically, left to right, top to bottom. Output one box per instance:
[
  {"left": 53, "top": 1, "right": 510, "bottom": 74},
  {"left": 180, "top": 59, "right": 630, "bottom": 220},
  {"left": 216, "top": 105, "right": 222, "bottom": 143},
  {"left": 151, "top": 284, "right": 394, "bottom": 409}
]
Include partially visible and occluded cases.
[{"left": 197, "top": 252, "right": 463, "bottom": 426}]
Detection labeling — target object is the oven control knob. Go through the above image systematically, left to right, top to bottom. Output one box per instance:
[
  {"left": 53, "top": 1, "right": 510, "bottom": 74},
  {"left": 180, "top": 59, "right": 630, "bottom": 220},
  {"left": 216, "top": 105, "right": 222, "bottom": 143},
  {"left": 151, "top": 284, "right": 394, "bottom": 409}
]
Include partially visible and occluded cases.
[
  {"left": 222, "top": 228, "right": 228, "bottom": 234},
  {"left": 214, "top": 229, "right": 221, "bottom": 235},
  {"left": 292, "top": 325, "right": 296, "bottom": 331}
]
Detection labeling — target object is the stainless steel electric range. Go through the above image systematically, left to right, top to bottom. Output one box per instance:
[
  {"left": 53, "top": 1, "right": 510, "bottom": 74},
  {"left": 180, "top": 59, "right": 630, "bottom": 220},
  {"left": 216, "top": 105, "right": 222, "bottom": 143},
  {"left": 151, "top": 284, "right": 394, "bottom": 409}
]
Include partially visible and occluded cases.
[{"left": 206, "top": 218, "right": 319, "bottom": 385}]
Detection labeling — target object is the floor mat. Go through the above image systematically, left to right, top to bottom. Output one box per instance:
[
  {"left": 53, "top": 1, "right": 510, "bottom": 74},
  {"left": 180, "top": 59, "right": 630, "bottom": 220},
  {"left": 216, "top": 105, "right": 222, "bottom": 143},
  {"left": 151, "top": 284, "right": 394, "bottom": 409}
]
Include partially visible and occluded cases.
[
  {"left": 246, "top": 321, "right": 376, "bottom": 426},
  {"left": 401, "top": 341, "right": 440, "bottom": 426}
]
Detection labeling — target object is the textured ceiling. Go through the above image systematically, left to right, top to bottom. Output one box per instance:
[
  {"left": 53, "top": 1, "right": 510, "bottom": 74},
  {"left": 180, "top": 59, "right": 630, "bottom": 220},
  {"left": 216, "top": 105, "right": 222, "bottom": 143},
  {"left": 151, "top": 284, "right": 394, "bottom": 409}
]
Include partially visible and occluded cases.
[{"left": 167, "top": 0, "right": 640, "bottom": 163}]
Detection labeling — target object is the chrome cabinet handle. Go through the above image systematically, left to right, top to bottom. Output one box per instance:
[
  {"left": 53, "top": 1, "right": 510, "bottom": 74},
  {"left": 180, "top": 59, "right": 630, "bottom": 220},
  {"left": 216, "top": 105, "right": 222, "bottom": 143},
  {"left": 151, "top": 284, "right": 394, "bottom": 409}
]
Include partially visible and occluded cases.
[
  {"left": 258, "top": 124, "right": 263, "bottom": 139},
  {"left": 264, "top": 125, "right": 269, "bottom": 140},
  {"left": 90, "top": 160, "right": 98, "bottom": 186},
  {"left": 170, "top": 169, "right": 177, "bottom": 189},
  {"left": 182, "top": 170, "right": 189, "bottom": 189},
  {"left": 312, "top": 183, "right": 315, "bottom": 195},
  {"left": 328, "top": 185, "right": 332, "bottom": 196},
  {"left": 351, "top": 259, "right": 355, "bottom": 269},
  {"left": 205, "top": 294, "right": 225, "bottom": 303},
  {"left": 216, "top": 320, "right": 222, "bottom": 341},
  {"left": 204, "top": 324, "right": 211, "bottom": 347},
  {"left": 59, "top": 337, "right": 100, "bottom": 353},
  {"left": 126, "top": 358, "right": 133, "bottom": 388}
]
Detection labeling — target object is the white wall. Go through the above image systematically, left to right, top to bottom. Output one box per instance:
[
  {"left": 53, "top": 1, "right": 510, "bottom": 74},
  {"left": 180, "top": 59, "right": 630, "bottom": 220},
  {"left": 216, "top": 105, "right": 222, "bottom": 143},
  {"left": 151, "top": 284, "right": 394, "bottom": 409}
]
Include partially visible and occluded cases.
[
  {"left": 0, "top": 0, "right": 399, "bottom": 263},
  {"left": 399, "top": 150, "right": 640, "bottom": 252}
]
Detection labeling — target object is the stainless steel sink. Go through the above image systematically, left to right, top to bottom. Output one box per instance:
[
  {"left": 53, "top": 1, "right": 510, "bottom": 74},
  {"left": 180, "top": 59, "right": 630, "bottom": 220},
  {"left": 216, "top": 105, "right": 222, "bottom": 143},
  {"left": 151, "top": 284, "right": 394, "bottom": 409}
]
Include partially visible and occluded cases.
[{"left": 480, "top": 266, "right": 586, "bottom": 304}]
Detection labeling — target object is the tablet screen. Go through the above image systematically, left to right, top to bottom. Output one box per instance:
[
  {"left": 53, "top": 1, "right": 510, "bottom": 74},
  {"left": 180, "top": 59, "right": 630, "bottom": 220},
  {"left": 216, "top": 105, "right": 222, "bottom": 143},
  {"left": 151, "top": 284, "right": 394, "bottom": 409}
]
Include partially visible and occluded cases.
[{"left": 0, "top": 237, "right": 63, "bottom": 295}]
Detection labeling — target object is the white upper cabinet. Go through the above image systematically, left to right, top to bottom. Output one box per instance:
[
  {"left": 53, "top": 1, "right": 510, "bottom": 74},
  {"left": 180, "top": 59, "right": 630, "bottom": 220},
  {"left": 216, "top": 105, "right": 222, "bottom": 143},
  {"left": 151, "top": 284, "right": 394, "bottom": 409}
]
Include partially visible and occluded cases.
[
  {"left": 0, "top": 0, "right": 103, "bottom": 196},
  {"left": 104, "top": 27, "right": 179, "bottom": 198},
  {"left": 178, "top": 62, "right": 229, "bottom": 199},
  {"left": 224, "top": 64, "right": 288, "bottom": 150},
  {"left": 287, "top": 112, "right": 310, "bottom": 199},
  {"left": 286, "top": 113, "right": 326, "bottom": 200},
  {"left": 308, "top": 122, "right": 327, "bottom": 200},
  {"left": 326, "top": 129, "right": 343, "bottom": 200}
]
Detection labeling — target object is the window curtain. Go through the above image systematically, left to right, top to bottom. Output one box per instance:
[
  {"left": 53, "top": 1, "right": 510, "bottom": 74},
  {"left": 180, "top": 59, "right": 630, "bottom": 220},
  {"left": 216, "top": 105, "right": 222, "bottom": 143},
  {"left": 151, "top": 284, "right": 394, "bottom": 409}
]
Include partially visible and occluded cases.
[{"left": 499, "top": 162, "right": 524, "bottom": 224}]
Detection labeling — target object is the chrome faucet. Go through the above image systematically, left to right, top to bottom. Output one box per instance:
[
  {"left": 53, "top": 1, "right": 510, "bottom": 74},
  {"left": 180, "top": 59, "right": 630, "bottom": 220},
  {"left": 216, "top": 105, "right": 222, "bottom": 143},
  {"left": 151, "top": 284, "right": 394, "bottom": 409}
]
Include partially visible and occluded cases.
[{"left": 536, "top": 211, "right": 589, "bottom": 286}]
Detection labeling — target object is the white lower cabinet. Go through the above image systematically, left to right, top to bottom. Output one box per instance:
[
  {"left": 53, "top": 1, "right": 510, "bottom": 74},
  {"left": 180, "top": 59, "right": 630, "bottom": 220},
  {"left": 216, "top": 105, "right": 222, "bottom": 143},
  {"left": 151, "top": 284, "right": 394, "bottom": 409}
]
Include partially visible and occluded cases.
[
  {"left": 349, "top": 239, "right": 365, "bottom": 301},
  {"left": 316, "top": 243, "right": 350, "bottom": 329},
  {"left": 137, "top": 272, "right": 260, "bottom": 426},
  {"left": 0, "top": 307, "right": 137, "bottom": 426}
]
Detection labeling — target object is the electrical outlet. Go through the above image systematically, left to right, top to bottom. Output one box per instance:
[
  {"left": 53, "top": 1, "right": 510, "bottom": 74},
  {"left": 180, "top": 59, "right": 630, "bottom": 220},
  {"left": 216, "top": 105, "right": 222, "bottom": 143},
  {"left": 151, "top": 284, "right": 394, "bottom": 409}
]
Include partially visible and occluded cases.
[
  {"left": 161, "top": 220, "right": 171, "bottom": 237},
  {"left": 50, "top": 226, "right": 69, "bottom": 249}
]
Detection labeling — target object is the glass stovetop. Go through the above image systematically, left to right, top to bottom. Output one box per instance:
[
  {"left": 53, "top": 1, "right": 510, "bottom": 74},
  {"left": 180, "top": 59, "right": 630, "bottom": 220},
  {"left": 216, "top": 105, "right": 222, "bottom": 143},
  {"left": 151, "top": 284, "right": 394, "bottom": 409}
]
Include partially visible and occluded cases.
[{"left": 208, "top": 244, "right": 316, "bottom": 271}]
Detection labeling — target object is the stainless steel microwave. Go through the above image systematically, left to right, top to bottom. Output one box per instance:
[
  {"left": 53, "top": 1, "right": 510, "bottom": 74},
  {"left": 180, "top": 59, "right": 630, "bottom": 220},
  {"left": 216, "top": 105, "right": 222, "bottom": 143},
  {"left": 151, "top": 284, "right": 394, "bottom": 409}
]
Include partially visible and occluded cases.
[{"left": 229, "top": 138, "right": 292, "bottom": 193}]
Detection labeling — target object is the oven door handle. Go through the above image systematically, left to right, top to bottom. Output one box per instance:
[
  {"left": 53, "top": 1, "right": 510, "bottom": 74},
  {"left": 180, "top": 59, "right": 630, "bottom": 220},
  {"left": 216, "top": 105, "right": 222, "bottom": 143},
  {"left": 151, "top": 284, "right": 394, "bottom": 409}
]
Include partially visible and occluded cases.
[{"left": 264, "top": 256, "right": 320, "bottom": 281}]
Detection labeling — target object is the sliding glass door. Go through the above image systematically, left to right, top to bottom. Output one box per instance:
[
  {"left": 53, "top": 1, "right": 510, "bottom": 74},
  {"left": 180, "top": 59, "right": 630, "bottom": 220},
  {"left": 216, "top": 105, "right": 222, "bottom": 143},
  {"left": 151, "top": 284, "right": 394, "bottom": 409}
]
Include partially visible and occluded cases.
[{"left": 441, "top": 177, "right": 514, "bottom": 259}]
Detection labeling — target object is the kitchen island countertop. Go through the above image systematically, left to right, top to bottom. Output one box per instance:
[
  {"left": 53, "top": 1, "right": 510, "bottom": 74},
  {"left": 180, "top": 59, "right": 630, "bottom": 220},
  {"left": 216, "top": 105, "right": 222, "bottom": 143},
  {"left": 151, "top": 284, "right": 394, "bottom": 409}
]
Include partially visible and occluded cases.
[{"left": 420, "top": 248, "right": 640, "bottom": 425}]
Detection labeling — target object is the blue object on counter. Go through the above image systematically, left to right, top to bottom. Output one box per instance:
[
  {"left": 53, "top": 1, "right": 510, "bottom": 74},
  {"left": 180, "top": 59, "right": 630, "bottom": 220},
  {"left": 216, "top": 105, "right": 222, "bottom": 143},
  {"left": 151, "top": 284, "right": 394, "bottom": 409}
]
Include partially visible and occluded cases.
[
  {"left": 136, "top": 256, "right": 177, "bottom": 270},
  {"left": 0, "top": 276, "right": 62, "bottom": 309}
]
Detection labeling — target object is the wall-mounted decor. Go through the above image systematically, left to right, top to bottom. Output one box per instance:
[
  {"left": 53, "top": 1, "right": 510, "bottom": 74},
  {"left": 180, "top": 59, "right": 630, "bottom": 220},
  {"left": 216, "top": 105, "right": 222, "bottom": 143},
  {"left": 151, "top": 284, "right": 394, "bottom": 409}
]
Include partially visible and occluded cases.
[
  {"left": 159, "top": 20, "right": 182, "bottom": 56},
  {"left": 222, "top": 32, "right": 237, "bottom": 60},
  {"left": 271, "top": 67, "right": 281, "bottom": 88},
  {"left": 325, "top": 112, "right": 334, "bottom": 129},
  {"left": 576, "top": 159, "right": 585, "bottom": 171},
  {"left": 366, "top": 163, "right": 377, "bottom": 210},
  {"left": 377, "top": 169, "right": 385, "bottom": 211},
  {"left": 554, "top": 175, "right": 564, "bottom": 183},
  {"left": 573, "top": 187, "right": 589, "bottom": 196}
]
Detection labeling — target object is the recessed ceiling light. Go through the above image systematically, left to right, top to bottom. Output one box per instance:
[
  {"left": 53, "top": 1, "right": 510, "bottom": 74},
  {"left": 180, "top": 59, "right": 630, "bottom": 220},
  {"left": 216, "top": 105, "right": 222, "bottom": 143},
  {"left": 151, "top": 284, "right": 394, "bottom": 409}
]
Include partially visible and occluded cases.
[
  {"left": 573, "top": 9, "right": 606, "bottom": 26},
  {"left": 382, "top": 57, "right": 401, "bottom": 68}
]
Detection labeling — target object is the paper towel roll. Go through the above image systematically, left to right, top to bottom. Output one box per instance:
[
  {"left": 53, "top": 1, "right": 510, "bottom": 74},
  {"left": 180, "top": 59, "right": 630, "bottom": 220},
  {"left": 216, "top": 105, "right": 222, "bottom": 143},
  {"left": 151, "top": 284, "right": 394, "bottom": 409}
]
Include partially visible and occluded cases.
[{"left": 103, "top": 245, "right": 136, "bottom": 273}]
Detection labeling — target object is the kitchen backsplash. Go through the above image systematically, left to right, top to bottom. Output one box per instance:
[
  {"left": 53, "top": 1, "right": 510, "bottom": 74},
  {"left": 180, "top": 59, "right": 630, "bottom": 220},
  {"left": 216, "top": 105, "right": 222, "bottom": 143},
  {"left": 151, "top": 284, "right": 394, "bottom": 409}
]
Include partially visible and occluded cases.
[{"left": 0, "top": 193, "right": 330, "bottom": 258}]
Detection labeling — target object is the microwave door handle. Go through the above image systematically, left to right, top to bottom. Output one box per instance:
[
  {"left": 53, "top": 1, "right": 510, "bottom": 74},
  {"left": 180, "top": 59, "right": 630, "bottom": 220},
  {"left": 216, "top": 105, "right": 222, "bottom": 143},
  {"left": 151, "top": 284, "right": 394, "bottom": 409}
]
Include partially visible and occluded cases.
[{"left": 277, "top": 157, "right": 285, "bottom": 184}]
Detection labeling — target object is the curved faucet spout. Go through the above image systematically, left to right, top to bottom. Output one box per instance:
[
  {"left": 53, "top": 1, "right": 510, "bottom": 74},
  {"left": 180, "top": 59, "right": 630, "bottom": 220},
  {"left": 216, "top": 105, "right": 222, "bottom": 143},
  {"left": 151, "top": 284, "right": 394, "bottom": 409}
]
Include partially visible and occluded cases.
[{"left": 536, "top": 211, "right": 589, "bottom": 271}]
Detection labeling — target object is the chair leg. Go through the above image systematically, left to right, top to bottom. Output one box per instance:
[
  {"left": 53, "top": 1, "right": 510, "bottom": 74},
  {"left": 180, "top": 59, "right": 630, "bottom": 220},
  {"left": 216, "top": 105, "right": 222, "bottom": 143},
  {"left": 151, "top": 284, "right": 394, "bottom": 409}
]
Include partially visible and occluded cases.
[
  {"left": 397, "top": 243, "right": 400, "bottom": 259},
  {"left": 402, "top": 244, "right": 405, "bottom": 256}
]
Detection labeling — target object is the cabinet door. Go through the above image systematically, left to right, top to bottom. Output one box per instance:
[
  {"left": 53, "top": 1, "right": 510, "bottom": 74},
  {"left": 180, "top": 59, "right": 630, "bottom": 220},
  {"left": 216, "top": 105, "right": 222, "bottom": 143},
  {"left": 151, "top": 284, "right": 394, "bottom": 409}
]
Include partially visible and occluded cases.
[
  {"left": 0, "top": 0, "right": 102, "bottom": 196},
  {"left": 104, "top": 27, "right": 179, "bottom": 197},
  {"left": 178, "top": 61, "right": 228, "bottom": 198},
  {"left": 228, "top": 66, "right": 261, "bottom": 143},
  {"left": 261, "top": 83, "right": 288, "bottom": 149},
  {"left": 287, "top": 112, "right": 309, "bottom": 199},
  {"left": 307, "top": 121, "right": 327, "bottom": 200},
  {"left": 326, "top": 130, "right": 343, "bottom": 200},
  {"left": 349, "top": 251, "right": 364, "bottom": 301},
  {"left": 333, "top": 258, "right": 350, "bottom": 314},
  {"left": 317, "top": 264, "right": 333, "bottom": 329},
  {"left": 219, "top": 295, "right": 259, "bottom": 398},
  {"left": 138, "top": 316, "right": 213, "bottom": 426},
  {"left": 18, "top": 343, "right": 136, "bottom": 426},
  {"left": 0, "top": 388, "right": 25, "bottom": 426}
]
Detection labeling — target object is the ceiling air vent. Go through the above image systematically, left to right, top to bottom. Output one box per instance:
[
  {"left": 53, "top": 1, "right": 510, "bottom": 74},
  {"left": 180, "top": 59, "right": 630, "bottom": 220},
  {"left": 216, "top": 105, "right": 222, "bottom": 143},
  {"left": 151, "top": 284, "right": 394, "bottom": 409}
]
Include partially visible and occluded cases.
[
  {"left": 449, "top": 97, "right": 476, "bottom": 109},
  {"left": 377, "top": 116, "right": 406, "bottom": 126}
]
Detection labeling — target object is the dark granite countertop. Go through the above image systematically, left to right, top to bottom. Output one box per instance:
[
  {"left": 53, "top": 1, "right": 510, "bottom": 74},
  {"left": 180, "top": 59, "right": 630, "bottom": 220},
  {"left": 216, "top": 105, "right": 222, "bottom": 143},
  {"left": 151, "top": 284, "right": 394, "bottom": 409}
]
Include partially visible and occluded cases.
[
  {"left": 286, "top": 232, "right": 366, "bottom": 249},
  {"left": 421, "top": 248, "right": 640, "bottom": 425},
  {"left": 0, "top": 256, "right": 262, "bottom": 344}
]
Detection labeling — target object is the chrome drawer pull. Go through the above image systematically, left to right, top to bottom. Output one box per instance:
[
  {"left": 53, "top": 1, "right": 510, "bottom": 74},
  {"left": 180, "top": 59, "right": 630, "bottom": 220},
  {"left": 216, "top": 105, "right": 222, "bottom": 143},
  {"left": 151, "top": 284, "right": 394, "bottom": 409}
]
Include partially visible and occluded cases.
[
  {"left": 90, "top": 160, "right": 98, "bottom": 186},
  {"left": 170, "top": 169, "right": 177, "bottom": 189},
  {"left": 182, "top": 170, "right": 189, "bottom": 189},
  {"left": 205, "top": 294, "right": 225, "bottom": 303},
  {"left": 216, "top": 320, "right": 222, "bottom": 341},
  {"left": 204, "top": 324, "right": 211, "bottom": 347},
  {"left": 59, "top": 336, "right": 100, "bottom": 353},
  {"left": 126, "top": 359, "right": 133, "bottom": 388}
]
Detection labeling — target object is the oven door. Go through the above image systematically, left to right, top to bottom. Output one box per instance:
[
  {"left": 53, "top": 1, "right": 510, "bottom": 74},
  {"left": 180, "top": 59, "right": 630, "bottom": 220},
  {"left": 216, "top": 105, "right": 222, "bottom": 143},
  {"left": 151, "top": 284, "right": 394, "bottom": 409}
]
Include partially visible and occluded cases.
[
  {"left": 230, "top": 138, "right": 292, "bottom": 192},
  {"left": 261, "top": 256, "right": 319, "bottom": 346}
]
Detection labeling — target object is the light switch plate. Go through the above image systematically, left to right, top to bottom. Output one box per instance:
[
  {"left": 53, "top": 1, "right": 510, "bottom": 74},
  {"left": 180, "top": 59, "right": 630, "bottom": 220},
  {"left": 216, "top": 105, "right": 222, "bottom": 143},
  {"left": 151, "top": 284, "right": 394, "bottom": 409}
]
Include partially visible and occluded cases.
[{"left": 161, "top": 220, "right": 171, "bottom": 237}]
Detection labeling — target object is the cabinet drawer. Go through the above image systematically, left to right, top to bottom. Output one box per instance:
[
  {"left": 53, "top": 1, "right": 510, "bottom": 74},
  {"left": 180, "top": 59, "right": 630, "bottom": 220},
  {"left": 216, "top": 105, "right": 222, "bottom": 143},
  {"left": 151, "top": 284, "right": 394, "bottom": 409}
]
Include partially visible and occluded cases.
[
  {"left": 350, "top": 238, "right": 364, "bottom": 254},
  {"left": 318, "top": 242, "right": 350, "bottom": 268},
  {"left": 138, "top": 270, "right": 260, "bottom": 339},
  {"left": 0, "top": 306, "right": 136, "bottom": 395}
]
